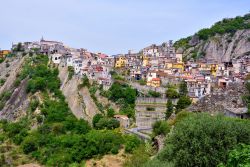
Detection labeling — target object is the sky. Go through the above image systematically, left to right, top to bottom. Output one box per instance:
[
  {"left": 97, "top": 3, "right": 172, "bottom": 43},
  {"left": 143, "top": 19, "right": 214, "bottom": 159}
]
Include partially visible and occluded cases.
[{"left": 0, "top": 0, "right": 250, "bottom": 55}]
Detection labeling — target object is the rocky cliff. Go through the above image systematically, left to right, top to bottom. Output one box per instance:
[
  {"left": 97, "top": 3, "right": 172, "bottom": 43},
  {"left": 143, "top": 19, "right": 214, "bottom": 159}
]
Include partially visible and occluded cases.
[{"left": 175, "top": 14, "right": 250, "bottom": 62}]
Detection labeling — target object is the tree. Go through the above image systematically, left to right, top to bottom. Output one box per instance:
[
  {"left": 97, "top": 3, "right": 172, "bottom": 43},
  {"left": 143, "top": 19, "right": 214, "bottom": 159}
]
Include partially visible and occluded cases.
[
  {"left": 16, "top": 42, "right": 23, "bottom": 52},
  {"left": 79, "top": 76, "right": 90, "bottom": 88},
  {"left": 179, "top": 80, "right": 188, "bottom": 96},
  {"left": 166, "top": 88, "right": 179, "bottom": 99},
  {"left": 176, "top": 96, "right": 191, "bottom": 111},
  {"left": 166, "top": 99, "right": 173, "bottom": 119},
  {"left": 120, "top": 106, "right": 135, "bottom": 118},
  {"left": 107, "top": 107, "right": 115, "bottom": 118},
  {"left": 157, "top": 113, "right": 250, "bottom": 167},
  {"left": 92, "top": 114, "right": 103, "bottom": 128},
  {"left": 95, "top": 118, "right": 120, "bottom": 130},
  {"left": 152, "top": 121, "right": 170, "bottom": 136},
  {"left": 124, "top": 135, "right": 141, "bottom": 153},
  {"left": 22, "top": 136, "right": 38, "bottom": 154},
  {"left": 219, "top": 144, "right": 250, "bottom": 167}
]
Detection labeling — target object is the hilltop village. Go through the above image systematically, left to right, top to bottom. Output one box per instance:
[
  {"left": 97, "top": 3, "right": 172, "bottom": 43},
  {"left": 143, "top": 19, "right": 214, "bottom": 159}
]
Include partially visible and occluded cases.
[{"left": 0, "top": 37, "right": 246, "bottom": 137}]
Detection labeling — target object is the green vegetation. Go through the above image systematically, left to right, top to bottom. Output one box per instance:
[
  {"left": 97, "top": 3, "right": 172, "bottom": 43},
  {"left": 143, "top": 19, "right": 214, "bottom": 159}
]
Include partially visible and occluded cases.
[
  {"left": 174, "top": 13, "right": 250, "bottom": 49},
  {"left": 197, "top": 15, "right": 250, "bottom": 40},
  {"left": 173, "top": 36, "right": 192, "bottom": 50},
  {"left": 0, "top": 58, "right": 4, "bottom": 63},
  {"left": 68, "top": 66, "right": 74, "bottom": 80},
  {"left": 110, "top": 70, "right": 125, "bottom": 81},
  {"left": 78, "top": 75, "right": 90, "bottom": 88},
  {"left": 0, "top": 79, "right": 5, "bottom": 86},
  {"left": 138, "top": 79, "right": 146, "bottom": 85},
  {"left": 178, "top": 80, "right": 188, "bottom": 96},
  {"left": 108, "top": 82, "right": 137, "bottom": 117},
  {"left": 243, "top": 82, "right": 250, "bottom": 114},
  {"left": 166, "top": 88, "right": 179, "bottom": 99},
  {"left": 147, "top": 90, "right": 161, "bottom": 98},
  {"left": 0, "top": 91, "right": 12, "bottom": 110},
  {"left": 176, "top": 96, "right": 192, "bottom": 111},
  {"left": 166, "top": 99, "right": 174, "bottom": 119},
  {"left": 107, "top": 107, "right": 115, "bottom": 117},
  {"left": 155, "top": 113, "right": 250, "bottom": 167},
  {"left": 94, "top": 116, "right": 120, "bottom": 130},
  {"left": 152, "top": 121, "right": 170, "bottom": 137},
  {"left": 219, "top": 144, "right": 250, "bottom": 167},
  {"left": 124, "top": 145, "right": 151, "bottom": 167}
]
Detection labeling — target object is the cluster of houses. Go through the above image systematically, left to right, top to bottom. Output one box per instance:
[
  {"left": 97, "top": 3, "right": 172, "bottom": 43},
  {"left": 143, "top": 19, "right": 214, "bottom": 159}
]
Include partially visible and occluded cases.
[
  {"left": 10, "top": 38, "right": 250, "bottom": 133},
  {"left": 12, "top": 38, "right": 115, "bottom": 90},
  {"left": 114, "top": 42, "right": 250, "bottom": 102}
]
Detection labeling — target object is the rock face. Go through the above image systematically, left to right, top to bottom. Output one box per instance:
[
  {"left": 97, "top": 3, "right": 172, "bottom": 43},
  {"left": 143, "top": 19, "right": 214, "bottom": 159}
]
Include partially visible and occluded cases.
[
  {"left": 181, "top": 29, "right": 250, "bottom": 62},
  {"left": 0, "top": 55, "right": 28, "bottom": 121},
  {"left": 0, "top": 55, "right": 25, "bottom": 95},
  {"left": 58, "top": 65, "right": 100, "bottom": 123},
  {"left": 0, "top": 78, "right": 30, "bottom": 121},
  {"left": 188, "top": 83, "right": 246, "bottom": 114}
]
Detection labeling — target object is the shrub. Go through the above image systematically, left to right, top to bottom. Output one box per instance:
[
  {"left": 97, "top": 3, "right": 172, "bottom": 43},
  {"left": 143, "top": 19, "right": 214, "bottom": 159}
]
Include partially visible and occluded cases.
[
  {"left": 68, "top": 66, "right": 74, "bottom": 80},
  {"left": 0, "top": 79, "right": 5, "bottom": 86},
  {"left": 166, "top": 88, "right": 179, "bottom": 99},
  {"left": 148, "top": 90, "right": 161, "bottom": 98},
  {"left": 176, "top": 96, "right": 192, "bottom": 111},
  {"left": 107, "top": 108, "right": 115, "bottom": 117},
  {"left": 158, "top": 113, "right": 250, "bottom": 167},
  {"left": 152, "top": 121, "right": 170, "bottom": 136},
  {"left": 124, "top": 135, "right": 141, "bottom": 153},
  {"left": 22, "top": 137, "right": 38, "bottom": 154}
]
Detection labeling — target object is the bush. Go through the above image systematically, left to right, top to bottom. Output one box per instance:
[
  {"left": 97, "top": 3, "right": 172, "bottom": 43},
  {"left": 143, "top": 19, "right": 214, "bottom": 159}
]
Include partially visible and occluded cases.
[
  {"left": 0, "top": 58, "right": 4, "bottom": 63},
  {"left": 68, "top": 66, "right": 74, "bottom": 80},
  {"left": 79, "top": 76, "right": 90, "bottom": 88},
  {"left": 26, "top": 77, "right": 46, "bottom": 93},
  {"left": 0, "top": 79, "right": 5, "bottom": 86},
  {"left": 166, "top": 88, "right": 179, "bottom": 99},
  {"left": 148, "top": 90, "right": 161, "bottom": 98},
  {"left": 176, "top": 96, "right": 192, "bottom": 111},
  {"left": 107, "top": 108, "right": 115, "bottom": 117},
  {"left": 158, "top": 113, "right": 250, "bottom": 167},
  {"left": 92, "top": 114, "right": 104, "bottom": 127},
  {"left": 95, "top": 118, "right": 120, "bottom": 130},
  {"left": 152, "top": 121, "right": 170, "bottom": 136},
  {"left": 124, "top": 135, "right": 141, "bottom": 153},
  {"left": 22, "top": 137, "right": 38, "bottom": 154},
  {"left": 219, "top": 144, "right": 250, "bottom": 167}
]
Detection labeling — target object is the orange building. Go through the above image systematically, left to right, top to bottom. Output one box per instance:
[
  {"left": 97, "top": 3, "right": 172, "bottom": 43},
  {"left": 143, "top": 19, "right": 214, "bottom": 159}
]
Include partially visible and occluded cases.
[{"left": 0, "top": 50, "right": 11, "bottom": 58}]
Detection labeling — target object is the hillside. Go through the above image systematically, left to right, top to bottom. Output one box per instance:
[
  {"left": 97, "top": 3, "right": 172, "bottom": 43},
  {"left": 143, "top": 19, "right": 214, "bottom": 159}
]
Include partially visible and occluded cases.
[
  {"left": 174, "top": 13, "right": 250, "bottom": 62},
  {"left": 0, "top": 54, "right": 142, "bottom": 166}
]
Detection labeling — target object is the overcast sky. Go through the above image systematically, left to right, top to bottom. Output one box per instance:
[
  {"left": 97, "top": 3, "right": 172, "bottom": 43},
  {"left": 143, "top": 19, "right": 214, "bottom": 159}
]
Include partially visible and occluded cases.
[{"left": 0, "top": 0, "right": 250, "bottom": 54}]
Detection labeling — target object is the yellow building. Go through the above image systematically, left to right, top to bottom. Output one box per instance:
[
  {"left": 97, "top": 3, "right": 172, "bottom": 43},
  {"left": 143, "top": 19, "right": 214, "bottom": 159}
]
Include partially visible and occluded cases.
[
  {"left": 0, "top": 50, "right": 11, "bottom": 58},
  {"left": 115, "top": 56, "right": 126, "bottom": 68},
  {"left": 142, "top": 56, "right": 149, "bottom": 67},
  {"left": 165, "top": 62, "right": 173, "bottom": 69},
  {"left": 172, "top": 63, "right": 184, "bottom": 72},
  {"left": 210, "top": 64, "right": 218, "bottom": 76}
]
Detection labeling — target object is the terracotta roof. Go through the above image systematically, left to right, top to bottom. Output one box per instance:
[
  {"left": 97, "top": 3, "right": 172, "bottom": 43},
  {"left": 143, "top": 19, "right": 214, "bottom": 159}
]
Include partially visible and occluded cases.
[{"left": 152, "top": 78, "right": 161, "bottom": 81}]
